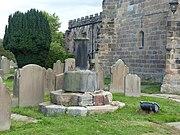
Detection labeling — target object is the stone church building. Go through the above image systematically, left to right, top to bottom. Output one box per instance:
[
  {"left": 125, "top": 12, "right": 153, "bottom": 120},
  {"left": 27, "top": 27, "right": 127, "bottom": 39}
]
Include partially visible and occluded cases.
[{"left": 65, "top": 0, "right": 180, "bottom": 86}]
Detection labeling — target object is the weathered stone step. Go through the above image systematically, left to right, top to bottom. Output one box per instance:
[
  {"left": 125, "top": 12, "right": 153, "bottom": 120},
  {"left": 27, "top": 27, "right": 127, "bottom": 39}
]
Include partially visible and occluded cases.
[{"left": 39, "top": 101, "right": 125, "bottom": 116}]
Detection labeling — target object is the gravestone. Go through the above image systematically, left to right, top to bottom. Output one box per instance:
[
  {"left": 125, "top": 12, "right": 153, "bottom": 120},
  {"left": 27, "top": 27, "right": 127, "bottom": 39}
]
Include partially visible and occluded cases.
[
  {"left": 74, "top": 38, "right": 89, "bottom": 70},
  {"left": 1, "top": 57, "right": 10, "bottom": 74},
  {"left": 64, "top": 58, "right": 75, "bottom": 72},
  {"left": 109, "top": 59, "right": 129, "bottom": 93},
  {"left": 10, "top": 60, "right": 16, "bottom": 68},
  {"left": 53, "top": 60, "right": 64, "bottom": 75},
  {"left": 18, "top": 64, "right": 45, "bottom": 107},
  {"left": 97, "top": 65, "right": 104, "bottom": 90},
  {"left": 44, "top": 68, "right": 55, "bottom": 95},
  {"left": 13, "top": 69, "right": 20, "bottom": 97},
  {"left": 55, "top": 73, "right": 64, "bottom": 90},
  {"left": 125, "top": 74, "right": 141, "bottom": 97},
  {"left": 0, "top": 77, "right": 11, "bottom": 131}
]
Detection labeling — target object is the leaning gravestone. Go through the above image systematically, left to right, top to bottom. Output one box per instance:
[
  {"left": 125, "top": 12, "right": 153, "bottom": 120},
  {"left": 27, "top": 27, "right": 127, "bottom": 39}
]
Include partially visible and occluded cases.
[
  {"left": 1, "top": 57, "right": 10, "bottom": 74},
  {"left": 64, "top": 58, "right": 75, "bottom": 72},
  {"left": 109, "top": 59, "right": 129, "bottom": 93},
  {"left": 53, "top": 60, "right": 64, "bottom": 75},
  {"left": 18, "top": 64, "right": 45, "bottom": 107},
  {"left": 44, "top": 68, "right": 55, "bottom": 95},
  {"left": 125, "top": 74, "right": 141, "bottom": 97},
  {"left": 0, "top": 77, "right": 11, "bottom": 131}
]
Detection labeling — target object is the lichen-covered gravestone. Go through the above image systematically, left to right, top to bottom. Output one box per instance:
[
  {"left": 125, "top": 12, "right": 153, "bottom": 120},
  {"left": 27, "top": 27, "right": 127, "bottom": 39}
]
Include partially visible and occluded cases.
[
  {"left": 1, "top": 57, "right": 10, "bottom": 74},
  {"left": 64, "top": 58, "right": 75, "bottom": 72},
  {"left": 109, "top": 59, "right": 129, "bottom": 93},
  {"left": 53, "top": 60, "right": 64, "bottom": 75},
  {"left": 18, "top": 64, "right": 45, "bottom": 107},
  {"left": 97, "top": 65, "right": 104, "bottom": 90},
  {"left": 44, "top": 68, "right": 55, "bottom": 95},
  {"left": 125, "top": 74, "right": 141, "bottom": 97},
  {"left": 0, "top": 77, "right": 11, "bottom": 131}
]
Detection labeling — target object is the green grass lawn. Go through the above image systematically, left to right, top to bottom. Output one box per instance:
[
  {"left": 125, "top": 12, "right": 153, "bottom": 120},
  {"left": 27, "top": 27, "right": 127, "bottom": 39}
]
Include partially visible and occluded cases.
[
  {"left": 1, "top": 75, "right": 180, "bottom": 135},
  {"left": 141, "top": 82, "right": 162, "bottom": 94}
]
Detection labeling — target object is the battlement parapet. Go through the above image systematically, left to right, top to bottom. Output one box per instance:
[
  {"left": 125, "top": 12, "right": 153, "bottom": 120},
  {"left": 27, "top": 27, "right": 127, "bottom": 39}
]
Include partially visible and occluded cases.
[{"left": 68, "top": 12, "right": 102, "bottom": 29}]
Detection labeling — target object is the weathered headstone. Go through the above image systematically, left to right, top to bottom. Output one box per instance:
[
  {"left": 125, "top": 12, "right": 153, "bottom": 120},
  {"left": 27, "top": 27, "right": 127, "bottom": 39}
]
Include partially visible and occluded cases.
[
  {"left": 74, "top": 38, "right": 89, "bottom": 70},
  {"left": 94, "top": 53, "right": 100, "bottom": 71},
  {"left": 1, "top": 57, "right": 10, "bottom": 74},
  {"left": 64, "top": 58, "right": 75, "bottom": 72},
  {"left": 109, "top": 59, "right": 129, "bottom": 93},
  {"left": 10, "top": 60, "right": 16, "bottom": 68},
  {"left": 53, "top": 60, "right": 64, "bottom": 75},
  {"left": 18, "top": 64, "right": 45, "bottom": 107},
  {"left": 97, "top": 65, "right": 104, "bottom": 90},
  {"left": 44, "top": 68, "right": 55, "bottom": 95},
  {"left": 13, "top": 69, "right": 20, "bottom": 97},
  {"left": 55, "top": 73, "right": 64, "bottom": 90},
  {"left": 124, "top": 74, "right": 141, "bottom": 97},
  {"left": 0, "top": 77, "right": 11, "bottom": 131}
]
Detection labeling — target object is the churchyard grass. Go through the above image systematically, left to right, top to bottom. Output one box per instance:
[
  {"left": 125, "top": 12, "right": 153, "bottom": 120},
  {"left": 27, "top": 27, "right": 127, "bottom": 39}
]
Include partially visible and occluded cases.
[
  {"left": 2, "top": 68, "right": 15, "bottom": 93},
  {"left": 1, "top": 73, "right": 180, "bottom": 134},
  {"left": 141, "top": 82, "right": 161, "bottom": 94},
  {"left": 0, "top": 94, "right": 179, "bottom": 135}
]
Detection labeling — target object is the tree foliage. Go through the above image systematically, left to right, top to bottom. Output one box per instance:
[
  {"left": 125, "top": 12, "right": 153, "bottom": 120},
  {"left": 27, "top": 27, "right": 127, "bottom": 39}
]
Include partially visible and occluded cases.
[
  {"left": 3, "top": 9, "right": 51, "bottom": 68},
  {"left": 43, "top": 11, "right": 73, "bottom": 68},
  {"left": 43, "top": 11, "right": 63, "bottom": 44},
  {"left": 0, "top": 39, "right": 15, "bottom": 61}
]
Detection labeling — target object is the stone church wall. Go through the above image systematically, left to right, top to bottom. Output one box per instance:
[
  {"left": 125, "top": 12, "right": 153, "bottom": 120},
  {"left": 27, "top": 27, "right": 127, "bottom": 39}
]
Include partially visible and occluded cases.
[
  {"left": 65, "top": 0, "right": 180, "bottom": 82},
  {"left": 99, "top": 0, "right": 170, "bottom": 82}
]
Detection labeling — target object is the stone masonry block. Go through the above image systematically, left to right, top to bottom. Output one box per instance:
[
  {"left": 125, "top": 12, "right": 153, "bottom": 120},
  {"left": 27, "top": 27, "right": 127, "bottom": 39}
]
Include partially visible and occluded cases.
[
  {"left": 50, "top": 90, "right": 82, "bottom": 106},
  {"left": 78, "top": 93, "right": 93, "bottom": 107},
  {"left": 39, "top": 102, "right": 67, "bottom": 116},
  {"left": 87, "top": 105, "right": 119, "bottom": 115},
  {"left": 66, "top": 107, "right": 88, "bottom": 116}
]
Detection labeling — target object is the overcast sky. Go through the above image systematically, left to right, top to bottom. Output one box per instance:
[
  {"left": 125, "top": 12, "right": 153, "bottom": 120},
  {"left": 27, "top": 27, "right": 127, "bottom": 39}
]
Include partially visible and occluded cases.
[{"left": 0, "top": 0, "right": 102, "bottom": 39}]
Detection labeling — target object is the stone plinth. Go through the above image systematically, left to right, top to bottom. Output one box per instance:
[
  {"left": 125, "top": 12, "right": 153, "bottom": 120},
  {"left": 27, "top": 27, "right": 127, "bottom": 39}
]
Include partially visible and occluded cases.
[
  {"left": 63, "top": 70, "right": 97, "bottom": 92},
  {"left": 50, "top": 90, "right": 113, "bottom": 107}
]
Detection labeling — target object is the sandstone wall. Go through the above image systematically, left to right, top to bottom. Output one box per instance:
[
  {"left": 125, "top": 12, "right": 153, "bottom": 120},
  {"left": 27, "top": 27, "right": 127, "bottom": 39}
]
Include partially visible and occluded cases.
[{"left": 99, "top": 0, "right": 171, "bottom": 82}]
